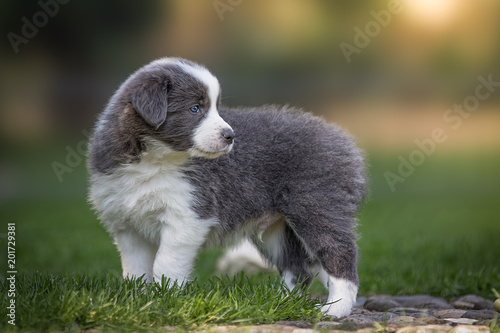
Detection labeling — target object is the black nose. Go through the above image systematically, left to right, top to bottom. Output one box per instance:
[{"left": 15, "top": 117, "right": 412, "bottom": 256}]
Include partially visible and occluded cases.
[{"left": 222, "top": 128, "right": 235, "bottom": 144}]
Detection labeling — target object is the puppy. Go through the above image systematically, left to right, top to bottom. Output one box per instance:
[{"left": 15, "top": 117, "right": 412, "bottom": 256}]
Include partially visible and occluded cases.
[
  {"left": 88, "top": 58, "right": 366, "bottom": 318},
  {"left": 217, "top": 239, "right": 277, "bottom": 276}
]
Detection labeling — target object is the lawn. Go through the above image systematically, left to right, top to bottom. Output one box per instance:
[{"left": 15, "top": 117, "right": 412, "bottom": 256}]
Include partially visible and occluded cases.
[{"left": 1, "top": 142, "right": 499, "bottom": 330}]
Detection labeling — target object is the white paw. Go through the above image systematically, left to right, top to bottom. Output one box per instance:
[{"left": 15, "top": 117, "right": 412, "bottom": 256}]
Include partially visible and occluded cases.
[
  {"left": 322, "top": 276, "right": 358, "bottom": 318},
  {"left": 321, "top": 297, "right": 355, "bottom": 318}
]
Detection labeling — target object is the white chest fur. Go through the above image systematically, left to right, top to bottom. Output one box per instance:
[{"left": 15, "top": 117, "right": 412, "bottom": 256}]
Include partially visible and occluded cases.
[{"left": 89, "top": 140, "right": 211, "bottom": 245}]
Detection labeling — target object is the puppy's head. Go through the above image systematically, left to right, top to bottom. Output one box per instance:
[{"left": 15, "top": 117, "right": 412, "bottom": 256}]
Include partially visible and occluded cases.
[{"left": 118, "top": 57, "right": 234, "bottom": 159}]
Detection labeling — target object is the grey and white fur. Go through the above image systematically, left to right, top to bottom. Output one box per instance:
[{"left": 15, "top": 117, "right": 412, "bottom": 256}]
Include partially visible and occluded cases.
[{"left": 87, "top": 57, "right": 367, "bottom": 318}]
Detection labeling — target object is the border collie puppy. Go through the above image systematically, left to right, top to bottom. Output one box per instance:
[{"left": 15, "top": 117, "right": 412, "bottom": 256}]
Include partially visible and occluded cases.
[{"left": 88, "top": 58, "right": 366, "bottom": 318}]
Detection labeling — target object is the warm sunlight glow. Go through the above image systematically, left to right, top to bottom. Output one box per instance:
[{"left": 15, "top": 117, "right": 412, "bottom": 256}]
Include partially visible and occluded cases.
[{"left": 404, "top": 0, "right": 461, "bottom": 29}]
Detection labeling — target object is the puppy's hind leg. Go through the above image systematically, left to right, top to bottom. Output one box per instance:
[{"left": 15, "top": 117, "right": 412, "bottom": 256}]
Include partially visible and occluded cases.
[
  {"left": 284, "top": 213, "right": 359, "bottom": 318},
  {"left": 255, "top": 222, "right": 314, "bottom": 291},
  {"left": 115, "top": 229, "right": 157, "bottom": 282}
]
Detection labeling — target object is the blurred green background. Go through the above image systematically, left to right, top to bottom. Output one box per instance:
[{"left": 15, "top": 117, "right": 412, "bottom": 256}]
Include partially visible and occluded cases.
[{"left": 1, "top": 0, "right": 499, "bottom": 297}]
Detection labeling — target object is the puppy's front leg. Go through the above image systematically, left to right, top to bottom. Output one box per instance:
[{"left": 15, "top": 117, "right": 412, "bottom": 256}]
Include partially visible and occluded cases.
[
  {"left": 153, "top": 222, "right": 206, "bottom": 286},
  {"left": 115, "top": 230, "right": 157, "bottom": 282}
]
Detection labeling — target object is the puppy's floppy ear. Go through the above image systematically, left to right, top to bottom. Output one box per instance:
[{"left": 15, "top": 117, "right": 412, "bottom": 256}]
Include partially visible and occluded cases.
[{"left": 131, "top": 75, "right": 170, "bottom": 129}]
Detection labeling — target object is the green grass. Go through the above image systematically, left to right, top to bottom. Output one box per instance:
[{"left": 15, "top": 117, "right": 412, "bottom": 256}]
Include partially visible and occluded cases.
[
  {"left": 1, "top": 143, "right": 499, "bottom": 330},
  {"left": 358, "top": 151, "right": 500, "bottom": 298},
  {"left": 0, "top": 273, "right": 322, "bottom": 331}
]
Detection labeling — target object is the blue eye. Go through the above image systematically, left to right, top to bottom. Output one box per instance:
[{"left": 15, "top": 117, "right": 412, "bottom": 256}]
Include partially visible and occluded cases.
[{"left": 190, "top": 105, "right": 200, "bottom": 113}]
